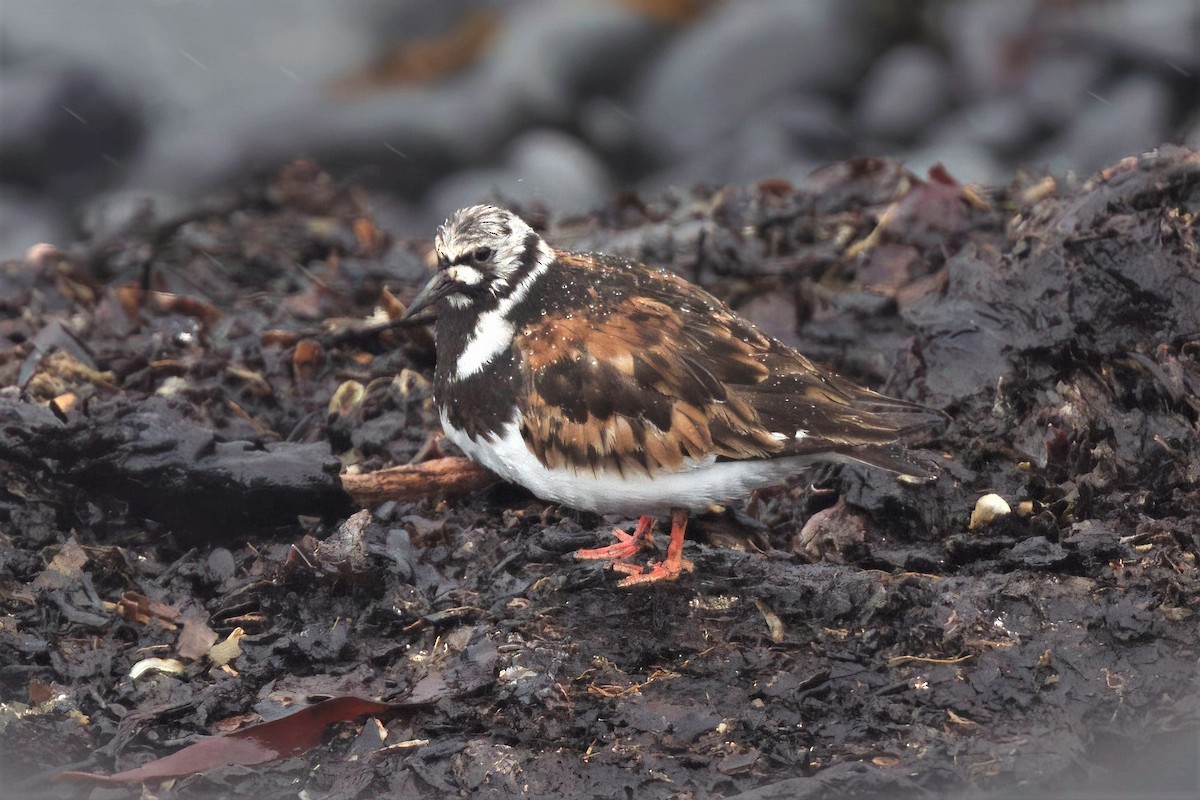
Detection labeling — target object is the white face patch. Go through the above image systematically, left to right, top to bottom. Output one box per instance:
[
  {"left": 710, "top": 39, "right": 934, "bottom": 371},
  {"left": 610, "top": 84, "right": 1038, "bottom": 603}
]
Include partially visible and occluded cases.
[
  {"left": 455, "top": 240, "right": 554, "bottom": 379},
  {"left": 447, "top": 265, "right": 484, "bottom": 285}
]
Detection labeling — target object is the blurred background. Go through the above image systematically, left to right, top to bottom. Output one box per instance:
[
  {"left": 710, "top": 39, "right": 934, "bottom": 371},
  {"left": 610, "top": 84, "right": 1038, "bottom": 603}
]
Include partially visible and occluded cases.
[{"left": 1, "top": 0, "right": 1197, "bottom": 258}]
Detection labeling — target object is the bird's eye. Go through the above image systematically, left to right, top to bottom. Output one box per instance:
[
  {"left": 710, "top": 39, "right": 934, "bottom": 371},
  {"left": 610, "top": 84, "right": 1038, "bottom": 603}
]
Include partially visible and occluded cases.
[{"left": 473, "top": 247, "right": 493, "bottom": 263}]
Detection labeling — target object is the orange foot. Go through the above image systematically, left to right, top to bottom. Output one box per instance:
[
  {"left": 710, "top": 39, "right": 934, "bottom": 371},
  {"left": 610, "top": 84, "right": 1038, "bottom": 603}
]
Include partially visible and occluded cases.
[
  {"left": 610, "top": 508, "right": 694, "bottom": 587},
  {"left": 574, "top": 515, "right": 656, "bottom": 561}
]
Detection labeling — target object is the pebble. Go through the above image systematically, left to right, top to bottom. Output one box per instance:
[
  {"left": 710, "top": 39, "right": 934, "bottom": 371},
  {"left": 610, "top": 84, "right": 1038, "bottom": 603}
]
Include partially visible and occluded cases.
[
  {"left": 0, "top": 0, "right": 1194, "bottom": 257},
  {"left": 634, "top": 0, "right": 872, "bottom": 159},
  {"left": 941, "top": 0, "right": 1039, "bottom": 97},
  {"left": 1068, "top": 0, "right": 1200, "bottom": 65},
  {"left": 478, "top": 1, "right": 662, "bottom": 124},
  {"left": 855, "top": 45, "right": 954, "bottom": 142},
  {"left": 1021, "top": 52, "right": 1107, "bottom": 128},
  {"left": 0, "top": 62, "right": 143, "bottom": 193},
  {"left": 1039, "top": 75, "right": 1174, "bottom": 175},
  {"left": 641, "top": 95, "right": 837, "bottom": 190},
  {"left": 927, "top": 96, "right": 1036, "bottom": 155},
  {"left": 1187, "top": 116, "right": 1200, "bottom": 149},
  {"left": 426, "top": 129, "right": 612, "bottom": 222},
  {"left": 901, "top": 142, "right": 1006, "bottom": 187},
  {"left": 0, "top": 190, "right": 59, "bottom": 259},
  {"left": 78, "top": 190, "right": 186, "bottom": 242},
  {"left": 970, "top": 493, "right": 1012, "bottom": 530}
]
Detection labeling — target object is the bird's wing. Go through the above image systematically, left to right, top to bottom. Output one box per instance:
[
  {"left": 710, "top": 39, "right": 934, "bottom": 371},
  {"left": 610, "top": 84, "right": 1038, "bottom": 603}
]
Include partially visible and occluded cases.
[{"left": 513, "top": 253, "right": 929, "bottom": 478}]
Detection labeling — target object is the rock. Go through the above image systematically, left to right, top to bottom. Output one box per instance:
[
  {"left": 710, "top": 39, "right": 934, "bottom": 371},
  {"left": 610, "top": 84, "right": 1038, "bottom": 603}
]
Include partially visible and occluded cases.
[
  {"left": 634, "top": 0, "right": 874, "bottom": 159},
  {"left": 941, "top": 0, "right": 1038, "bottom": 96},
  {"left": 1067, "top": 0, "right": 1200, "bottom": 65},
  {"left": 477, "top": 1, "right": 663, "bottom": 124},
  {"left": 129, "top": 3, "right": 655, "bottom": 202},
  {"left": 854, "top": 45, "right": 954, "bottom": 142},
  {"left": 1020, "top": 52, "right": 1107, "bottom": 128},
  {"left": 0, "top": 62, "right": 143, "bottom": 193},
  {"left": 1039, "top": 75, "right": 1173, "bottom": 175},
  {"left": 129, "top": 84, "right": 494, "bottom": 200},
  {"left": 641, "top": 95, "right": 837, "bottom": 189},
  {"left": 726, "top": 95, "right": 845, "bottom": 182},
  {"left": 927, "top": 96, "right": 1036, "bottom": 155},
  {"left": 577, "top": 97, "right": 640, "bottom": 155},
  {"left": 1187, "top": 114, "right": 1200, "bottom": 149},
  {"left": 425, "top": 129, "right": 612, "bottom": 222},
  {"left": 900, "top": 142, "right": 1005, "bottom": 187},
  {"left": 0, "top": 190, "right": 60, "bottom": 260},
  {"left": 77, "top": 190, "right": 186, "bottom": 243}
]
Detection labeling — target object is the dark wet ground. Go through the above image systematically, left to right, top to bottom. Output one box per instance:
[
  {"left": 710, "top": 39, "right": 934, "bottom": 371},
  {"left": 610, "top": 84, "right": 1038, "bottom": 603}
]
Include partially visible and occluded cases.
[{"left": 2, "top": 149, "right": 1199, "bottom": 799}]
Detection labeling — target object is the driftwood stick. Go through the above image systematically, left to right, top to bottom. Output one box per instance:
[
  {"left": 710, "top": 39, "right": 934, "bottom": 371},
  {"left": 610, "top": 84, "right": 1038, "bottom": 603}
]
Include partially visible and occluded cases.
[{"left": 340, "top": 457, "right": 498, "bottom": 506}]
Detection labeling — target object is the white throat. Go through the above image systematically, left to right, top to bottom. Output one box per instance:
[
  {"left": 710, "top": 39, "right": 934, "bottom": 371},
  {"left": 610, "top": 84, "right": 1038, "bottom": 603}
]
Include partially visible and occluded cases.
[{"left": 455, "top": 241, "right": 554, "bottom": 379}]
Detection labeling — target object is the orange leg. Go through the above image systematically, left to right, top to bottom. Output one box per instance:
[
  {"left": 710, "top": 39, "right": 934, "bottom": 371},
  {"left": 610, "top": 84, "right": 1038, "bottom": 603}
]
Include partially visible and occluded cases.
[
  {"left": 611, "top": 508, "right": 695, "bottom": 587},
  {"left": 574, "top": 515, "right": 656, "bottom": 561}
]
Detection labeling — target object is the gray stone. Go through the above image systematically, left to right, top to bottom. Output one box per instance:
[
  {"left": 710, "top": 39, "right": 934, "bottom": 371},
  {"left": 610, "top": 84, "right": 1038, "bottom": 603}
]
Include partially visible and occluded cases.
[
  {"left": 0, "top": 0, "right": 371, "bottom": 111},
  {"left": 478, "top": 0, "right": 662, "bottom": 124},
  {"left": 634, "top": 0, "right": 873, "bottom": 159},
  {"left": 941, "top": 0, "right": 1038, "bottom": 97},
  {"left": 1067, "top": 0, "right": 1200, "bottom": 66},
  {"left": 124, "top": 2, "right": 656, "bottom": 201},
  {"left": 854, "top": 45, "right": 954, "bottom": 142},
  {"left": 1021, "top": 52, "right": 1107, "bottom": 128},
  {"left": 0, "top": 62, "right": 143, "bottom": 192},
  {"left": 1037, "top": 75, "right": 1173, "bottom": 176},
  {"left": 129, "top": 79, "right": 513, "bottom": 200},
  {"left": 638, "top": 95, "right": 841, "bottom": 190},
  {"left": 928, "top": 96, "right": 1036, "bottom": 155},
  {"left": 717, "top": 97, "right": 842, "bottom": 184},
  {"left": 577, "top": 98, "right": 640, "bottom": 154},
  {"left": 1186, "top": 114, "right": 1200, "bottom": 149},
  {"left": 425, "top": 129, "right": 612, "bottom": 223},
  {"left": 900, "top": 142, "right": 1006, "bottom": 187},
  {"left": 0, "top": 190, "right": 60, "bottom": 261},
  {"left": 77, "top": 190, "right": 186, "bottom": 242}
]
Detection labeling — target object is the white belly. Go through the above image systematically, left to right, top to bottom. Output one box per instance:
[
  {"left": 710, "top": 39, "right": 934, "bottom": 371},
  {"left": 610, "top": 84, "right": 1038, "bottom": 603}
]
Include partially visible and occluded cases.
[{"left": 441, "top": 411, "right": 818, "bottom": 516}]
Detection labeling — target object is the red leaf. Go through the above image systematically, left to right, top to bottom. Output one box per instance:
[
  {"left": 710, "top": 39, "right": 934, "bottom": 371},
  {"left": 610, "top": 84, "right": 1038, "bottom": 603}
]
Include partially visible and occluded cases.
[{"left": 58, "top": 695, "right": 407, "bottom": 784}]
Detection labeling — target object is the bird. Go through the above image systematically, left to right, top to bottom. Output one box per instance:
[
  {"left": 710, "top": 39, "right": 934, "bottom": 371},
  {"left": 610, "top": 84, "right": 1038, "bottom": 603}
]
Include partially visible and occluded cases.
[{"left": 401, "top": 205, "right": 934, "bottom": 587}]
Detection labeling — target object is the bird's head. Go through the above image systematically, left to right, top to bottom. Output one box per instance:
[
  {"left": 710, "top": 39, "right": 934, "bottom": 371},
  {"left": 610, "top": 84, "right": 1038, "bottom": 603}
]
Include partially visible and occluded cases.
[{"left": 403, "top": 205, "right": 553, "bottom": 320}]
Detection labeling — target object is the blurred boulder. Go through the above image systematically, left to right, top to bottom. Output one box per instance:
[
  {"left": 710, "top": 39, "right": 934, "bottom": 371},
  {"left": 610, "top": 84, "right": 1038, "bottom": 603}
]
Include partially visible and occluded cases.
[
  {"left": 635, "top": 0, "right": 875, "bottom": 160},
  {"left": 478, "top": 1, "right": 664, "bottom": 123},
  {"left": 855, "top": 45, "right": 954, "bottom": 142},
  {"left": 1020, "top": 52, "right": 1107, "bottom": 128},
  {"left": 0, "top": 62, "right": 143, "bottom": 193},
  {"left": 1039, "top": 75, "right": 1173, "bottom": 174},
  {"left": 927, "top": 96, "right": 1036, "bottom": 157},
  {"left": 426, "top": 129, "right": 612, "bottom": 221}
]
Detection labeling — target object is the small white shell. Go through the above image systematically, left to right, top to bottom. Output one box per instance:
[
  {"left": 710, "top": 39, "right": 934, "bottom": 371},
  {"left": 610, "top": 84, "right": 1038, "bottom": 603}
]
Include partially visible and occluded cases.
[
  {"left": 969, "top": 493, "right": 1012, "bottom": 530},
  {"left": 129, "top": 658, "right": 186, "bottom": 680}
]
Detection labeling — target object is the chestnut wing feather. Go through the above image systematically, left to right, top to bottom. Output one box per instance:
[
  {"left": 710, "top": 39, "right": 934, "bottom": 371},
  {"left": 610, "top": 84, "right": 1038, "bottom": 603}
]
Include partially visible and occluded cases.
[{"left": 513, "top": 252, "right": 922, "bottom": 477}]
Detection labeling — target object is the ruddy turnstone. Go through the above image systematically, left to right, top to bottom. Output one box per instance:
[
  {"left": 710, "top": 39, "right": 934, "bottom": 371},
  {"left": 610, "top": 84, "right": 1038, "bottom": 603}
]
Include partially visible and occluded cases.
[{"left": 402, "top": 205, "right": 933, "bottom": 586}]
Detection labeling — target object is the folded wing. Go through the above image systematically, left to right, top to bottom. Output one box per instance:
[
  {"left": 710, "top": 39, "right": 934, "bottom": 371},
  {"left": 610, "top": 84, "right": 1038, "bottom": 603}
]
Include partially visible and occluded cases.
[{"left": 514, "top": 257, "right": 932, "bottom": 479}]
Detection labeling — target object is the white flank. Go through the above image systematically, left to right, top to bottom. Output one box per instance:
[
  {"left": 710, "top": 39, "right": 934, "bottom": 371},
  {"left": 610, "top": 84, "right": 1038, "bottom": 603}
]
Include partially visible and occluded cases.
[
  {"left": 455, "top": 241, "right": 554, "bottom": 379},
  {"left": 442, "top": 411, "right": 825, "bottom": 516}
]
